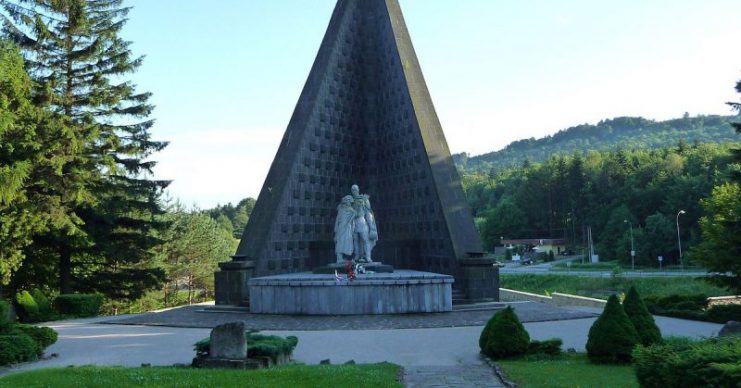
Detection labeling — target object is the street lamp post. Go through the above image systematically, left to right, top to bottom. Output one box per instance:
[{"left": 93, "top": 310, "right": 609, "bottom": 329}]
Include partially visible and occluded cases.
[
  {"left": 676, "top": 210, "right": 686, "bottom": 271},
  {"left": 624, "top": 220, "right": 635, "bottom": 270}
]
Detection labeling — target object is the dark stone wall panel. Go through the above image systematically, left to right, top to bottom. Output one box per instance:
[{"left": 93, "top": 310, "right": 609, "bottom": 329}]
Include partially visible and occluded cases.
[{"left": 233, "top": 0, "right": 482, "bottom": 278}]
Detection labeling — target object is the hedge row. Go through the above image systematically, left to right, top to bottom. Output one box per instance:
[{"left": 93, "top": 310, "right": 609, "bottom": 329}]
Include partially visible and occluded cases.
[
  {"left": 14, "top": 290, "right": 104, "bottom": 323},
  {"left": 54, "top": 293, "right": 104, "bottom": 318},
  {"left": 644, "top": 294, "right": 741, "bottom": 323},
  {"left": 0, "top": 298, "right": 59, "bottom": 366},
  {"left": 633, "top": 336, "right": 741, "bottom": 388}
]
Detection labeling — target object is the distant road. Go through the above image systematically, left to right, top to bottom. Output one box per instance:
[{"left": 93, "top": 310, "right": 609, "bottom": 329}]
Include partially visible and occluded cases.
[{"left": 500, "top": 267, "right": 709, "bottom": 277}]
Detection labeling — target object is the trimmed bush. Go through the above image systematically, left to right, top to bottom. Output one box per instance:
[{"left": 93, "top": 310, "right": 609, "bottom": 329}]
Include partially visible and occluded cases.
[
  {"left": 622, "top": 286, "right": 661, "bottom": 346},
  {"left": 30, "top": 289, "right": 53, "bottom": 321},
  {"left": 15, "top": 291, "right": 39, "bottom": 322},
  {"left": 54, "top": 293, "right": 104, "bottom": 317},
  {"left": 586, "top": 294, "right": 639, "bottom": 363},
  {"left": 480, "top": 306, "right": 530, "bottom": 359},
  {"left": 479, "top": 312, "right": 497, "bottom": 351},
  {"left": 16, "top": 324, "right": 58, "bottom": 355},
  {"left": 0, "top": 332, "right": 38, "bottom": 366},
  {"left": 248, "top": 333, "right": 299, "bottom": 361},
  {"left": 633, "top": 336, "right": 741, "bottom": 388},
  {"left": 527, "top": 338, "right": 562, "bottom": 356}
]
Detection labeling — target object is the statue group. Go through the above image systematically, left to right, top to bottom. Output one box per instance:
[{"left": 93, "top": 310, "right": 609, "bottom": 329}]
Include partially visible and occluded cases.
[{"left": 334, "top": 184, "right": 378, "bottom": 263}]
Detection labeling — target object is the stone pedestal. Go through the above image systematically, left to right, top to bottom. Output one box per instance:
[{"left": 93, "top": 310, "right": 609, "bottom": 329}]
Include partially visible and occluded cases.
[
  {"left": 214, "top": 257, "right": 256, "bottom": 306},
  {"left": 458, "top": 258, "right": 501, "bottom": 302},
  {"left": 249, "top": 270, "right": 452, "bottom": 315}
]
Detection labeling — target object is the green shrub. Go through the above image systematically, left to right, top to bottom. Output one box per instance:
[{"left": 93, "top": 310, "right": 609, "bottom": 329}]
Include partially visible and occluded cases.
[
  {"left": 504, "top": 249, "right": 512, "bottom": 261},
  {"left": 622, "top": 286, "right": 661, "bottom": 346},
  {"left": 30, "top": 289, "right": 53, "bottom": 321},
  {"left": 15, "top": 291, "right": 39, "bottom": 322},
  {"left": 54, "top": 293, "right": 104, "bottom": 317},
  {"left": 644, "top": 293, "right": 741, "bottom": 323},
  {"left": 644, "top": 294, "right": 708, "bottom": 312},
  {"left": 586, "top": 295, "right": 639, "bottom": 364},
  {"left": 0, "top": 300, "right": 13, "bottom": 333},
  {"left": 706, "top": 304, "right": 741, "bottom": 323},
  {"left": 480, "top": 306, "right": 530, "bottom": 359},
  {"left": 479, "top": 312, "right": 497, "bottom": 351},
  {"left": 16, "top": 324, "right": 58, "bottom": 355},
  {"left": 194, "top": 331, "right": 299, "bottom": 363},
  {"left": 0, "top": 332, "right": 38, "bottom": 366},
  {"left": 248, "top": 333, "right": 299, "bottom": 361},
  {"left": 633, "top": 336, "right": 741, "bottom": 388},
  {"left": 527, "top": 338, "right": 562, "bottom": 356}
]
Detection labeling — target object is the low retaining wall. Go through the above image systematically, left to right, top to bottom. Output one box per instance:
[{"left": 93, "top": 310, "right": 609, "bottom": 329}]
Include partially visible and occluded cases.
[
  {"left": 249, "top": 270, "right": 453, "bottom": 315},
  {"left": 499, "top": 288, "right": 607, "bottom": 309},
  {"left": 499, "top": 288, "right": 551, "bottom": 304},
  {"left": 551, "top": 293, "right": 607, "bottom": 308},
  {"left": 708, "top": 295, "right": 741, "bottom": 307}
]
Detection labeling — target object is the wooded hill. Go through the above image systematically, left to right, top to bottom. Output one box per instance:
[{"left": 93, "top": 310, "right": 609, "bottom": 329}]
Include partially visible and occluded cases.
[{"left": 454, "top": 115, "right": 737, "bottom": 172}]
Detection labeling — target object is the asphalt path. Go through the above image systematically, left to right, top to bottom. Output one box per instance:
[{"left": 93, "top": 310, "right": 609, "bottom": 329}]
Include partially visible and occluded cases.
[{"left": 0, "top": 307, "right": 722, "bottom": 376}]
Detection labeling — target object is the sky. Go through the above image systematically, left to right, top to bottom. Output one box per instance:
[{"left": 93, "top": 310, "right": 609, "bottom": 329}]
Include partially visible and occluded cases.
[{"left": 121, "top": 0, "right": 741, "bottom": 209}]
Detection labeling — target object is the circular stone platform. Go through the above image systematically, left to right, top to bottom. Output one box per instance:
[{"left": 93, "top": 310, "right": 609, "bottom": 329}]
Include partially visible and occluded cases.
[{"left": 248, "top": 270, "right": 453, "bottom": 315}]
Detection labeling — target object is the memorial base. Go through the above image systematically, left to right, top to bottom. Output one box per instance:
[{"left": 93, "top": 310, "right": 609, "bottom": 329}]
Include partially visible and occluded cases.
[{"left": 249, "top": 270, "right": 452, "bottom": 315}]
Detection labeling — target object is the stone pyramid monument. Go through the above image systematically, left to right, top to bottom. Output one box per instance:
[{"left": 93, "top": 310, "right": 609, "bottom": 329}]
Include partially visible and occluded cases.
[{"left": 216, "top": 0, "right": 485, "bottom": 305}]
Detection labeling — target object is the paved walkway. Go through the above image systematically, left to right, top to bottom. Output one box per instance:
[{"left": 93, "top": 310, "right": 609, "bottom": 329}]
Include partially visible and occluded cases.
[
  {"left": 101, "top": 301, "right": 596, "bottom": 330},
  {"left": 0, "top": 302, "right": 724, "bottom": 388},
  {"left": 404, "top": 365, "right": 504, "bottom": 387}
]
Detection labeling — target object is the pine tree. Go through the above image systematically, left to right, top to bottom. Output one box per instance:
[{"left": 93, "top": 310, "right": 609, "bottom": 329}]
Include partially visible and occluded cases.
[
  {"left": 1, "top": 0, "right": 168, "bottom": 299},
  {"left": 622, "top": 286, "right": 661, "bottom": 346}
]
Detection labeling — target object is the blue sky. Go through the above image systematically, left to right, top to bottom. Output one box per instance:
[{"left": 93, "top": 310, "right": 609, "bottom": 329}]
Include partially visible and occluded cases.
[{"left": 121, "top": 0, "right": 741, "bottom": 208}]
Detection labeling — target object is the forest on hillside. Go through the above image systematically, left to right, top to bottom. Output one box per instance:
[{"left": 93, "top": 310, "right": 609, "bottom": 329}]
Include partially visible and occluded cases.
[
  {"left": 454, "top": 115, "right": 737, "bottom": 172},
  {"left": 462, "top": 141, "right": 739, "bottom": 272}
]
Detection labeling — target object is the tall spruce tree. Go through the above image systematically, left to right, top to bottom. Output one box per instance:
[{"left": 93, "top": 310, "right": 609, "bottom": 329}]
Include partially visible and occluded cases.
[
  {"left": 1, "top": 0, "right": 168, "bottom": 299},
  {"left": 0, "top": 40, "right": 83, "bottom": 288}
]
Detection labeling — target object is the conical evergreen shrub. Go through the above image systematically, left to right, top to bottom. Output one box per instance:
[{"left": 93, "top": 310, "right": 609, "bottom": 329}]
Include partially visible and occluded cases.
[
  {"left": 623, "top": 286, "right": 662, "bottom": 346},
  {"left": 586, "top": 294, "right": 639, "bottom": 363},
  {"left": 480, "top": 306, "right": 530, "bottom": 359},
  {"left": 479, "top": 311, "right": 497, "bottom": 351}
]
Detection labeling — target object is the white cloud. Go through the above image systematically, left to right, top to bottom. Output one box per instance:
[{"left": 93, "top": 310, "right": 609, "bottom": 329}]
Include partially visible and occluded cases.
[{"left": 154, "top": 127, "right": 283, "bottom": 208}]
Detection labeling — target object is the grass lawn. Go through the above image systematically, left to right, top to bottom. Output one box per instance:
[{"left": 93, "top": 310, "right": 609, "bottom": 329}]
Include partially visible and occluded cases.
[
  {"left": 550, "top": 260, "right": 705, "bottom": 273},
  {"left": 500, "top": 274, "right": 729, "bottom": 299},
  {"left": 497, "top": 353, "right": 638, "bottom": 388},
  {"left": 0, "top": 363, "right": 402, "bottom": 388}
]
